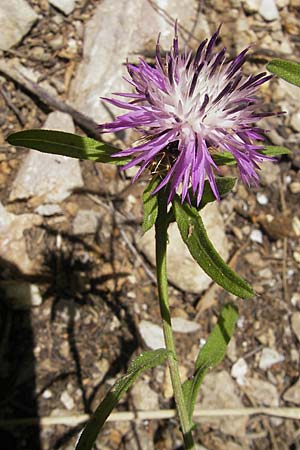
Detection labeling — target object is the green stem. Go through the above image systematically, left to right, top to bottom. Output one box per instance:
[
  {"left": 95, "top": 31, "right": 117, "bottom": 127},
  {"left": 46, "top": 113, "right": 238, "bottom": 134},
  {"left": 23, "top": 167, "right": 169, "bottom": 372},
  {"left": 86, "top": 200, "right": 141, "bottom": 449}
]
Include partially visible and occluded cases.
[{"left": 155, "top": 192, "right": 195, "bottom": 450}]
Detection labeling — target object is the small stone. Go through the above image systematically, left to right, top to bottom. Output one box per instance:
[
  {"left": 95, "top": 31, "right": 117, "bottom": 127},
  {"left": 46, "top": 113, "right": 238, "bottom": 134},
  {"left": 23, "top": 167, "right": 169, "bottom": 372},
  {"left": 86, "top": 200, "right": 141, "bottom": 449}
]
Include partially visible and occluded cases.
[
  {"left": 0, "top": 0, "right": 38, "bottom": 50},
  {"left": 49, "top": 0, "right": 76, "bottom": 15},
  {"left": 242, "top": 0, "right": 260, "bottom": 13},
  {"left": 259, "top": 0, "right": 280, "bottom": 21},
  {"left": 49, "top": 35, "right": 64, "bottom": 51},
  {"left": 31, "top": 46, "right": 48, "bottom": 62},
  {"left": 290, "top": 112, "right": 300, "bottom": 133},
  {"left": 289, "top": 182, "right": 300, "bottom": 194},
  {"left": 256, "top": 193, "right": 268, "bottom": 205},
  {"left": 0, "top": 202, "right": 42, "bottom": 274},
  {"left": 35, "top": 204, "right": 63, "bottom": 216},
  {"left": 73, "top": 210, "right": 101, "bottom": 235},
  {"left": 292, "top": 217, "right": 300, "bottom": 237},
  {"left": 250, "top": 229, "right": 263, "bottom": 244},
  {"left": 293, "top": 251, "right": 300, "bottom": 264},
  {"left": 4, "top": 282, "right": 42, "bottom": 309},
  {"left": 291, "top": 312, "right": 300, "bottom": 342},
  {"left": 172, "top": 317, "right": 200, "bottom": 333},
  {"left": 139, "top": 320, "right": 165, "bottom": 350},
  {"left": 227, "top": 336, "right": 238, "bottom": 362},
  {"left": 259, "top": 348, "right": 284, "bottom": 370},
  {"left": 231, "top": 358, "right": 248, "bottom": 386},
  {"left": 245, "top": 378, "right": 279, "bottom": 406},
  {"left": 283, "top": 378, "right": 300, "bottom": 404},
  {"left": 131, "top": 380, "right": 159, "bottom": 411},
  {"left": 42, "top": 389, "right": 53, "bottom": 399},
  {"left": 60, "top": 391, "right": 75, "bottom": 410}
]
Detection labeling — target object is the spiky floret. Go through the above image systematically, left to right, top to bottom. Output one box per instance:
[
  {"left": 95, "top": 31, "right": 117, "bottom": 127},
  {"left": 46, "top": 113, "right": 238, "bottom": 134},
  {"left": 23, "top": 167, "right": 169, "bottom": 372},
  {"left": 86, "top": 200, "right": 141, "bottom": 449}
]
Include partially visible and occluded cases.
[{"left": 99, "top": 25, "right": 273, "bottom": 204}]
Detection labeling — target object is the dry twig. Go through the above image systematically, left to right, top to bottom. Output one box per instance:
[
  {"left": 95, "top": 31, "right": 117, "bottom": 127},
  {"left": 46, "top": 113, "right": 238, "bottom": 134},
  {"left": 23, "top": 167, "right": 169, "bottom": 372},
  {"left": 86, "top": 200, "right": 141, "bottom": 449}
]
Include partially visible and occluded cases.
[
  {"left": 0, "top": 59, "right": 99, "bottom": 138},
  {"left": 0, "top": 407, "right": 299, "bottom": 428}
]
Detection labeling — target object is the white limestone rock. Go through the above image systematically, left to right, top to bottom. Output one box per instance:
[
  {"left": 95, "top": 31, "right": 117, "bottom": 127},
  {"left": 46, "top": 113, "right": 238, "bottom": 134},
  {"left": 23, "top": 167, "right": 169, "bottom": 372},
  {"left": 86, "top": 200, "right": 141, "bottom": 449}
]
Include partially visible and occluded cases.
[
  {"left": 0, "top": 0, "right": 38, "bottom": 50},
  {"left": 138, "top": 202, "right": 229, "bottom": 293}
]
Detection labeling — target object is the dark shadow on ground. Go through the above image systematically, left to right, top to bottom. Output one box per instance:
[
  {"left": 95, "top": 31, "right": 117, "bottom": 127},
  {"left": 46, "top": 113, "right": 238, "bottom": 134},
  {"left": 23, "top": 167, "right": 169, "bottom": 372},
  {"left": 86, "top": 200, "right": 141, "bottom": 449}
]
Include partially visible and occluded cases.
[{"left": 0, "top": 259, "right": 41, "bottom": 450}]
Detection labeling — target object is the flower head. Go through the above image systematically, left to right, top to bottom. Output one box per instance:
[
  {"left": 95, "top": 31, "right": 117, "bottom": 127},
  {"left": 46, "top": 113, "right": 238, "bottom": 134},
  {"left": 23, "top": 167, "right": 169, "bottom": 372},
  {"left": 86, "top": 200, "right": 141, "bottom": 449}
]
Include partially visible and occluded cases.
[{"left": 99, "top": 25, "right": 273, "bottom": 204}]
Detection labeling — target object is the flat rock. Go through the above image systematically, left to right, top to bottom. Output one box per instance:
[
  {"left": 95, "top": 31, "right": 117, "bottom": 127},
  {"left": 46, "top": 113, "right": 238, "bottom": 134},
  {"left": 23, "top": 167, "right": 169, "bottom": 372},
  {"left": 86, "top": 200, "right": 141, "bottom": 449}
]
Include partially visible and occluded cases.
[
  {"left": 0, "top": 0, "right": 38, "bottom": 50},
  {"left": 49, "top": 0, "right": 76, "bottom": 15},
  {"left": 69, "top": 0, "right": 210, "bottom": 123},
  {"left": 259, "top": 0, "right": 280, "bottom": 21},
  {"left": 9, "top": 112, "right": 84, "bottom": 203},
  {"left": 0, "top": 202, "right": 42, "bottom": 274},
  {"left": 138, "top": 202, "right": 229, "bottom": 293},
  {"left": 35, "top": 204, "right": 63, "bottom": 216},
  {"left": 73, "top": 209, "right": 102, "bottom": 235},
  {"left": 291, "top": 312, "right": 300, "bottom": 342},
  {"left": 172, "top": 317, "right": 200, "bottom": 333},
  {"left": 139, "top": 320, "right": 165, "bottom": 350},
  {"left": 259, "top": 347, "right": 284, "bottom": 370},
  {"left": 198, "top": 370, "right": 247, "bottom": 437},
  {"left": 245, "top": 377, "right": 279, "bottom": 406},
  {"left": 283, "top": 378, "right": 300, "bottom": 404},
  {"left": 131, "top": 380, "right": 159, "bottom": 411}
]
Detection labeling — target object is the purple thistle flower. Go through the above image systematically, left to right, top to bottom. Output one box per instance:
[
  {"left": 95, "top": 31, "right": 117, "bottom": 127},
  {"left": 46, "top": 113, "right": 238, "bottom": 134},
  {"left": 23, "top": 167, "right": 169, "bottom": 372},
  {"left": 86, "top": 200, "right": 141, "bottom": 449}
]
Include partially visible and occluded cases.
[{"left": 99, "top": 25, "right": 273, "bottom": 205}]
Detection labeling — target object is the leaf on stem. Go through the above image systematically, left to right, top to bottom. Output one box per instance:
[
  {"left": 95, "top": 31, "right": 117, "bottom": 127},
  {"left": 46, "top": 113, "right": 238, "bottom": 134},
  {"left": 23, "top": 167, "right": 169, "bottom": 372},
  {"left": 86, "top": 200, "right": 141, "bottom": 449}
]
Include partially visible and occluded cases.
[
  {"left": 267, "top": 58, "right": 300, "bottom": 87},
  {"left": 7, "top": 129, "right": 129, "bottom": 165},
  {"left": 262, "top": 145, "right": 291, "bottom": 157},
  {"left": 142, "top": 177, "right": 160, "bottom": 233},
  {"left": 173, "top": 198, "right": 254, "bottom": 299},
  {"left": 182, "top": 303, "right": 238, "bottom": 422},
  {"left": 75, "top": 349, "right": 169, "bottom": 450}
]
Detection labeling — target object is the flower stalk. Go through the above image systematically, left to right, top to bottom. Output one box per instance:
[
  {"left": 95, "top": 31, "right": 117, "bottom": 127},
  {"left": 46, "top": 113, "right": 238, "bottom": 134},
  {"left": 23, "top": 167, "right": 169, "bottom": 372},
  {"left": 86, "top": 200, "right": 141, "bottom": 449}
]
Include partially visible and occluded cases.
[{"left": 155, "top": 191, "right": 195, "bottom": 450}]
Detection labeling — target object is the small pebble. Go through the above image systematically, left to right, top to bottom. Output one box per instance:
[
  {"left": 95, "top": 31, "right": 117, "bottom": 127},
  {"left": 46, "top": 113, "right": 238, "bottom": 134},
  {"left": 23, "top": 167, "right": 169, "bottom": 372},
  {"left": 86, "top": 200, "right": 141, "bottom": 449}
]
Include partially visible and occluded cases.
[
  {"left": 289, "top": 182, "right": 300, "bottom": 194},
  {"left": 256, "top": 193, "right": 268, "bottom": 205},
  {"left": 250, "top": 229, "right": 263, "bottom": 244},
  {"left": 259, "top": 347, "right": 284, "bottom": 370},
  {"left": 231, "top": 358, "right": 248, "bottom": 386},
  {"left": 42, "top": 389, "right": 53, "bottom": 399},
  {"left": 60, "top": 391, "right": 75, "bottom": 410}
]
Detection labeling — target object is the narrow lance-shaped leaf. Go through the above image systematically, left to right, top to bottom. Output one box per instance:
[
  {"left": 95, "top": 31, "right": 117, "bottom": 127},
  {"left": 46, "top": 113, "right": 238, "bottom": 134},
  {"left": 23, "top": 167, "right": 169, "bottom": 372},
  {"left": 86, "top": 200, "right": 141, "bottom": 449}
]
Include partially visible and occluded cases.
[
  {"left": 267, "top": 58, "right": 300, "bottom": 87},
  {"left": 7, "top": 130, "right": 129, "bottom": 165},
  {"left": 213, "top": 145, "right": 291, "bottom": 166},
  {"left": 263, "top": 145, "right": 291, "bottom": 157},
  {"left": 142, "top": 177, "right": 161, "bottom": 233},
  {"left": 173, "top": 197, "right": 254, "bottom": 299},
  {"left": 183, "top": 304, "right": 238, "bottom": 422},
  {"left": 75, "top": 349, "right": 169, "bottom": 450}
]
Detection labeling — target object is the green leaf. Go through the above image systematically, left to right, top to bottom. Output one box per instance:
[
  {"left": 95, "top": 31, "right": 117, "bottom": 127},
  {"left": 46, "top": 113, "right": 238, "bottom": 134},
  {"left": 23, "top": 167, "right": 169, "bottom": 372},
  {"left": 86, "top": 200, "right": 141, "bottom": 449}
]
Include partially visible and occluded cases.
[
  {"left": 267, "top": 58, "right": 300, "bottom": 87},
  {"left": 7, "top": 129, "right": 129, "bottom": 165},
  {"left": 212, "top": 145, "right": 291, "bottom": 167},
  {"left": 262, "top": 145, "right": 291, "bottom": 157},
  {"left": 212, "top": 151, "right": 236, "bottom": 166},
  {"left": 142, "top": 177, "right": 160, "bottom": 233},
  {"left": 193, "top": 177, "right": 236, "bottom": 210},
  {"left": 173, "top": 197, "right": 254, "bottom": 298},
  {"left": 183, "top": 304, "right": 238, "bottom": 421},
  {"left": 75, "top": 349, "right": 169, "bottom": 450}
]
